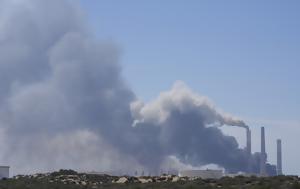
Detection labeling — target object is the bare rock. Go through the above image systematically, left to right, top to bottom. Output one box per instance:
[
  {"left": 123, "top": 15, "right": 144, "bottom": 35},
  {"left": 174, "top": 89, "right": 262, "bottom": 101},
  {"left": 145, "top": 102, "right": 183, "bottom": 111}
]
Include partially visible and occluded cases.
[{"left": 116, "top": 177, "right": 128, "bottom": 183}]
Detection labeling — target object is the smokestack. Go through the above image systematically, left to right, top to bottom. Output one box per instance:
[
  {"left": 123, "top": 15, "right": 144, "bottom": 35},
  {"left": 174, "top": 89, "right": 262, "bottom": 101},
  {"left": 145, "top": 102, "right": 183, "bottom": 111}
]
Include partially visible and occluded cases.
[
  {"left": 246, "top": 127, "right": 252, "bottom": 173},
  {"left": 260, "top": 127, "right": 267, "bottom": 176},
  {"left": 246, "top": 128, "right": 251, "bottom": 156},
  {"left": 277, "top": 139, "right": 282, "bottom": 175}
]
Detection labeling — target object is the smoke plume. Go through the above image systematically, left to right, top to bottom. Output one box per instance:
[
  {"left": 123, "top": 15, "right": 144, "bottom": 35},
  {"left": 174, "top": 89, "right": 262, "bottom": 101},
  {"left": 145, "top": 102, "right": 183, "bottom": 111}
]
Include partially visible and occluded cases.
[
  {"left": 0, "top": 0, "right": 259, "bottom": 175},
  {"left": 130, "top": 81, "right": 251, "bottom": 173}
]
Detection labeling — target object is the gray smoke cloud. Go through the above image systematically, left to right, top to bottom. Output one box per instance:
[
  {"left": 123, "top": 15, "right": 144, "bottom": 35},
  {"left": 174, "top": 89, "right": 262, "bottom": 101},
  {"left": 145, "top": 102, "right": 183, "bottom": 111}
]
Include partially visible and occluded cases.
[
  {"left": 0, "top": 0, "right": 260, "bottom": 175},
  {"left": 0, "top": 0, "right": 138, "bottom": 174},
  {"left": 130, "top": 81, "right": 251, "bottom": 173}
]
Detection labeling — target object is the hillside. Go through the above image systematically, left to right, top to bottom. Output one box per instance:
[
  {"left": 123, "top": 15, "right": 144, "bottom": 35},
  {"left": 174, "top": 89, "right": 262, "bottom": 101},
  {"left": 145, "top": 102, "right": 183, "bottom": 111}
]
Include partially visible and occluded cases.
[{"left": 0, "top": 170, "right": 299, "bottom": 189}]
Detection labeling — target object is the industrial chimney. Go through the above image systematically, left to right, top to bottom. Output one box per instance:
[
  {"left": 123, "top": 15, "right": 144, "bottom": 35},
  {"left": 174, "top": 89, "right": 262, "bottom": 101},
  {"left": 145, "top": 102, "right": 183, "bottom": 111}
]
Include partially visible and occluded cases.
[
  {"left": 246, "top": 127, "right": 252, "bottom": 173},
  {"left": 260, "top": 127, "right": 267, "bottom": 176},
  {"left": 246, "top": 128, "right": 251, "bottom": 156},
  {"left": 277, "top": 139, "right": 282, "bottom": 175}
]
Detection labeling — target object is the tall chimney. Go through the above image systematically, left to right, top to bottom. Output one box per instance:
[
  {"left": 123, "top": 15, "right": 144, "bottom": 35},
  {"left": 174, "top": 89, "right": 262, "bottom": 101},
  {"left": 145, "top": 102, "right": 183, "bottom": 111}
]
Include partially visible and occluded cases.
[
  {"left": 246, "top": 127, "right": 252, "bottom": 173},
  {"left": 260, "top": 127, "right": 267, "bottom": 176},
  {"left": 246, "top": 128, "right": 251, "bottom": 156},
  {"left": 277, "top": 139, "right": 282, "bottom": 175}
]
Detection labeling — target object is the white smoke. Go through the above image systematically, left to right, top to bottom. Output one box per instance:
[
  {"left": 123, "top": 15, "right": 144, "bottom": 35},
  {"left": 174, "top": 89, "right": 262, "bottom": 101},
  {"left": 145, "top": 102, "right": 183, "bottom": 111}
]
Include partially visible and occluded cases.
[{"left": 131, "top": 81, "right": 246, "bottom": 128}]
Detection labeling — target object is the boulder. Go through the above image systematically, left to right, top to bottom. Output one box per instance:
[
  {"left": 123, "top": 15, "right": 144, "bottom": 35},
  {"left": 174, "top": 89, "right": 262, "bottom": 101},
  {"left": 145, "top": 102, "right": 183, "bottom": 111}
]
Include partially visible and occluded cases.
[
  {"left": 172, "top": 176, "right": 180, "bottom": 182},
  {"left": 116, "top": 177, "right": 128, "bottom": 183},
  {"left": 138, "top": 178, "right": 152, "bottom": 183}
]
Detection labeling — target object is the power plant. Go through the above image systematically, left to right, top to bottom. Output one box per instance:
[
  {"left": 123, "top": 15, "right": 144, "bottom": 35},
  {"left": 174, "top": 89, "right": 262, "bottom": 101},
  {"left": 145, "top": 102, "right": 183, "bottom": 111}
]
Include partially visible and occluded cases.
[
  {"left": 180, "top": 125, "right": 284, "bottom": 179},
  {"left": 243, "top": 126, "right": 282, "bottom": 177},
  {"left": 256, "top": 126, "right": 282, "bottom": 176}
]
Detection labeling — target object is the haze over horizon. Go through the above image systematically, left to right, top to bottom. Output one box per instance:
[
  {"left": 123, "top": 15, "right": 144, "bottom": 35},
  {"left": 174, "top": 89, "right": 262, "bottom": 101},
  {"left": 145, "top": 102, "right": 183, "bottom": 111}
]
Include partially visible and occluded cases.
[{"left": 0, "top": 0, "right": 299, "bottom": 176}]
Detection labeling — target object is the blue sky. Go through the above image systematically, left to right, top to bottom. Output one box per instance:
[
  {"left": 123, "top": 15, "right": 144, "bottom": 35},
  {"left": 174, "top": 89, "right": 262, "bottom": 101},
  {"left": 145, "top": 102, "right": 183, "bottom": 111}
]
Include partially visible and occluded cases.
[{"left": 79, "top": 1, "right": 300, "bottom": 175}]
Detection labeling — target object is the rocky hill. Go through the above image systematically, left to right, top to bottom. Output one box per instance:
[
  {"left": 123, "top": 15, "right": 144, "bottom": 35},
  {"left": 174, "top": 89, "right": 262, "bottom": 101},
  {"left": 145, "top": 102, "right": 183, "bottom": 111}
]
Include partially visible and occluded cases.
[{"left": 0, "top": 169, "right": 299, "bottom": 189}]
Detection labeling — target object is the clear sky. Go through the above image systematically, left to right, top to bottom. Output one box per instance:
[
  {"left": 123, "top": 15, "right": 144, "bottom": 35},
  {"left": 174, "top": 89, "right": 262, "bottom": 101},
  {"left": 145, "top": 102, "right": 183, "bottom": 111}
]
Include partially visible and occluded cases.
[{"left": 79, "top": 1, "right": 300, "bottom": 175}]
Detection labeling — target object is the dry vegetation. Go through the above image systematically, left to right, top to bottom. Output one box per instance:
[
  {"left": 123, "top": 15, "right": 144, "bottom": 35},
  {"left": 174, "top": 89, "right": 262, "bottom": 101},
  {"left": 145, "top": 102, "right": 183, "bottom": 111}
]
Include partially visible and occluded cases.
[{"left": 0, "top": 170, "right": 299, "bottom": 189}]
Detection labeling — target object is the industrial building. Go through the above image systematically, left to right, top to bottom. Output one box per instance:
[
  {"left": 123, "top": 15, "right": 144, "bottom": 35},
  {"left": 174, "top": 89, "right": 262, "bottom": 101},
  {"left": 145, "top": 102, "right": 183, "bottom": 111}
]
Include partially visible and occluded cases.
[{"left": 0, "top": 166, "right": 9, "bottom": 179}]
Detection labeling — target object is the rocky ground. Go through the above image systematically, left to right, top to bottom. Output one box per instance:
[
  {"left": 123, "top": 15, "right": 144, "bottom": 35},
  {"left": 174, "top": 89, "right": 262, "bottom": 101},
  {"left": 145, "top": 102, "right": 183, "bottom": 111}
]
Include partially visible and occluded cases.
[
  {"left": 0, "top": 169, "right": 299, "bottom": 189},
  {"left": 11, "top": 169, "right": 186, "bottom": 185}
]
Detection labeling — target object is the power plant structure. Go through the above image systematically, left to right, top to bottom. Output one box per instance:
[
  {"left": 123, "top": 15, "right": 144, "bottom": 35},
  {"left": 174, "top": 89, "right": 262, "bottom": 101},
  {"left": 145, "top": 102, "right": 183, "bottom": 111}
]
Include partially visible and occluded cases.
[
  {"left": 179, "top": 126, "right": 283, "bottom": 179},
  {"left": 244, "top": 126, "right": 282, "bottom": 176},
  {"left": 248, "top": 126, "right": 282, "bottom": 177},
  {"left": 246, "top": 127, "right": 252, "bottom": 173},
  {"left": 260, "top": 127, "right": 267, "bottom": 176},
  {"left": 246, "top": 128, "right": 251, "bottom": 156},
  {"left": 277, "top": 139, "right": 282, "bottom": 175}
]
